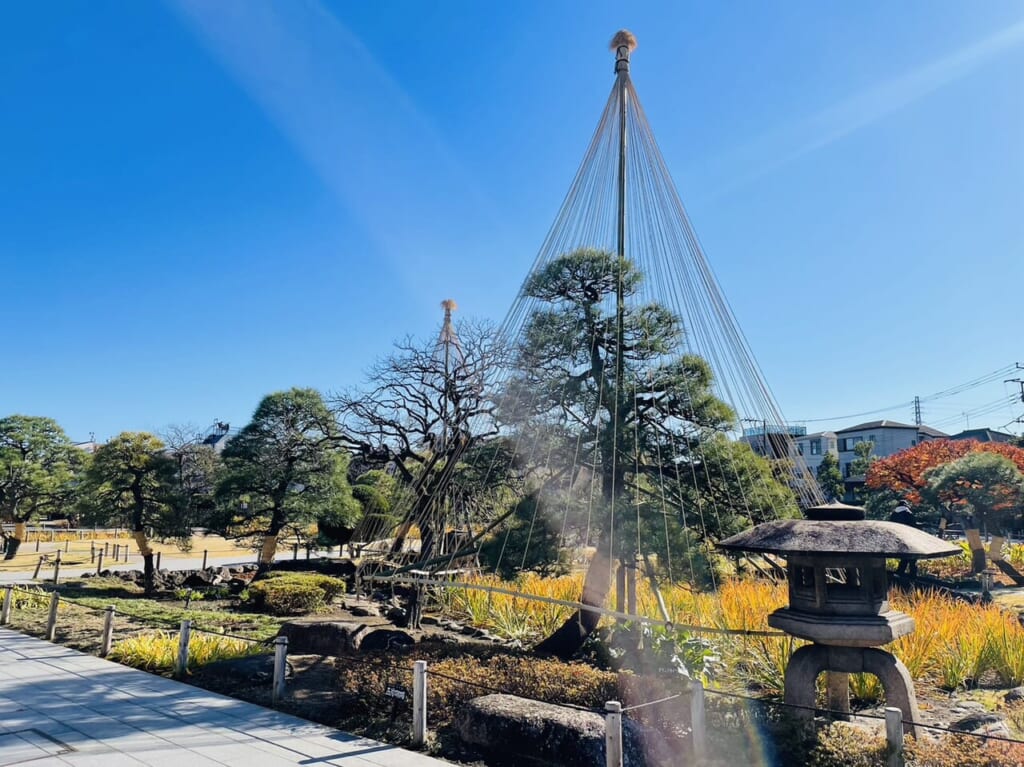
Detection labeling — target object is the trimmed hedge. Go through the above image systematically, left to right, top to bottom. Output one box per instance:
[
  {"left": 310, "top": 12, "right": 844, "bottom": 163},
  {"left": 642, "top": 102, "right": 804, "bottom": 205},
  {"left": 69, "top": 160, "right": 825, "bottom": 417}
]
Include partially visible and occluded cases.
[{"left": 247, "top": 572, "right": 346, "bottom": 616}]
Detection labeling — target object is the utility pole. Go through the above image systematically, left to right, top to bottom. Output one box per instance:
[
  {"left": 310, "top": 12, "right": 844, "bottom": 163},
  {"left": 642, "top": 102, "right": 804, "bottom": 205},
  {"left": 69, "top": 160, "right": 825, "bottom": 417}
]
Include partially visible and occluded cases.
[
  {"left": 1005, "top": 376, "right": 1024, "bottom": 405},
  {"left": 913, "top": 396, "right": 922, "bottom": 427},
  {"left": 741, "top": 418, "right": 769, "bottom": 457}
]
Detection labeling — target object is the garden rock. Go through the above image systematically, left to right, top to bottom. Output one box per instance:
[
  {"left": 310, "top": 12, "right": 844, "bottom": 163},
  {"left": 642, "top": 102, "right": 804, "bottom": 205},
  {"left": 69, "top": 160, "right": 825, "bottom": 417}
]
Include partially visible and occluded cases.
[
  {"left": 183, "top": 572, "right": 216, "bottom": 588},
  {"left": 385, "top": 607, "right": 407, "bottom": 624},
  {"left": 277, "top": 619, "right": 372, "bottom": 656},
  {"left": 356, "top": 628, "right": 416, "bottom": 653},
  {"left": 1005, "top": 687, "right": 1024, "bottom": 704},
  {"left": 454, "top": 694, "right": 669, "bottom": 767},
  {"left": 951, "top": 711, "right": 1009, "bottom": 738}
]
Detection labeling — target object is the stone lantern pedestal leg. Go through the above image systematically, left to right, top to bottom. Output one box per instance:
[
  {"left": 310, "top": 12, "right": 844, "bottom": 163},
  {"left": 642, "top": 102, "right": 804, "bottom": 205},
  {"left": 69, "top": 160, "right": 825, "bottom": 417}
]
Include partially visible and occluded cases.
[
  {"left": 784, "top": 644, "right": 919, "bottom": 737},
  {"left": 826, "top": 671, "right": 850, "bottom": 720}
]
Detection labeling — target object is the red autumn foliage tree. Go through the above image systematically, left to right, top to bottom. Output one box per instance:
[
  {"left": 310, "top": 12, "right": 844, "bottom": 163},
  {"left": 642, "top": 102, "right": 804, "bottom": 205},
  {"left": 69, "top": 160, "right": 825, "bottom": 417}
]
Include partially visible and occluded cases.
[{"left": 866, "top": 440, "right": 1024, "bottom": 504}]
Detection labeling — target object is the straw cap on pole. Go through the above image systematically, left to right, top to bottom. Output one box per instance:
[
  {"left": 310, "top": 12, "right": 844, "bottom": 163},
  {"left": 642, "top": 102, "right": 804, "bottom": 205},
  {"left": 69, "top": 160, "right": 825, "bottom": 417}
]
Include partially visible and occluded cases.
[{"left": 611, "top": 30, "right": 636, "bottom": 73}]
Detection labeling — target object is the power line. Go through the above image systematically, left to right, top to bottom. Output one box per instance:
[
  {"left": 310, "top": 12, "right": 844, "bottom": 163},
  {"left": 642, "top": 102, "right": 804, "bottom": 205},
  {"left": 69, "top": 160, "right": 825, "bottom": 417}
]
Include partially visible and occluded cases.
[{"left": 793, "top": 364, "right": 1018, "bottom": 425}]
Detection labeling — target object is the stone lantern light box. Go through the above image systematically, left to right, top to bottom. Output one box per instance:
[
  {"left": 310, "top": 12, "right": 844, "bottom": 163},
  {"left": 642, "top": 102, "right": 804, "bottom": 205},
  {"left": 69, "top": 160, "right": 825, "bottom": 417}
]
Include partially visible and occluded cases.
[{"left": 718, "top": 503, "right": 960, "bottom": 734}]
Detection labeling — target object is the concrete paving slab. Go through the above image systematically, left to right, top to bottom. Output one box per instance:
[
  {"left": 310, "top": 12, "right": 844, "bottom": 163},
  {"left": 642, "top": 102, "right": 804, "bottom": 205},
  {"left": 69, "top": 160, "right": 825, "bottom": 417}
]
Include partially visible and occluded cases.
[{"left": 0, "top": 629, "right": 450, "bottom": 766}]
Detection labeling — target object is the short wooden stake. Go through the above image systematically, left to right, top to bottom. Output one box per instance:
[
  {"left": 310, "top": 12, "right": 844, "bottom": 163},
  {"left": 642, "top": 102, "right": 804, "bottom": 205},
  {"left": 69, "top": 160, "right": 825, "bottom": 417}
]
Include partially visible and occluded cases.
[
  {"left": 35, "top": 538, "right": 40, "bottom": 552},
  {"left": 64, "top": 540, "right": 69, "bottom": 553},
  {"left": 104, "top": 541, "right": 110, "bottom": 556},
  {"left": 90, "top": 542, "right": 96, "bottom": 562},
  {"left": 114, "top": 543, "right": 120, "bottom": 561},
  {"left": 122, "top": 544, "right": 129, "bottom": 563},
  {"left": 202, "top": 550, "right": 208, "bottom": 570},
  {"left": 52, "top": 551, "right": 61, "bottom": 584},
  {"left": 96, "top": 551, "right": 104, "bottom": 575},
  {"left": 156, "top": 551, "right": 161, "bottom": 570},
  {"left": 32, "top": 556, "right": 45, "bottom": 579},
  {"left": 1, "top": 586, "right": 12, "bottom": 625},
  {"left": 45, "top": 592, "right": 60, "bottom": 641},
  {"left": 100, "top": 606, "right": 116, "bottom": 657},
  {"left": 175, "top": 619, "right": 191, "bottom": 679},
  {"left": 272, "top": 636, "right": 288, "bottom": 706},
  {"left": 412, "top": 660, "right": 428, "bottom": 748},
  {"left": 691, "top": 679, "right": 707, "bottom": 762},
  {"left": 605, "top": 700, "right": 623, "bottom": 767},
  {"left": 885, "top": 707, "right": 905, "bottom": 767}
]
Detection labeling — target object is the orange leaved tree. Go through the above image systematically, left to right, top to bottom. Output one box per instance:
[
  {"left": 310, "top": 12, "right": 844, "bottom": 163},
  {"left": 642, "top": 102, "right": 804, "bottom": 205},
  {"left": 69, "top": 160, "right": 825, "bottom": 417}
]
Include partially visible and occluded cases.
[{"left": 867, "top": 440, "right": 1024, "bottom": 572}]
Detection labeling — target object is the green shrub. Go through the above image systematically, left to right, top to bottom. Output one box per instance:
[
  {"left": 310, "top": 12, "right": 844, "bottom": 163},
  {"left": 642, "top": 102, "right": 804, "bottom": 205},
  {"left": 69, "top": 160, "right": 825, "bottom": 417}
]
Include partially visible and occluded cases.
[{"left": 247, "top": 572, "right": 345, "bottom": 615}]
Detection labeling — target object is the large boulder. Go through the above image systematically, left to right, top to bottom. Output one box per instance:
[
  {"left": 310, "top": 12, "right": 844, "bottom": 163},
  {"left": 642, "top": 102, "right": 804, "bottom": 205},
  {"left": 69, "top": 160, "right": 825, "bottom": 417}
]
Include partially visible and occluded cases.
[
  {"left": 277, "top": 618, "right": 371, "bottom": 655},
  {"left": 454, "top": 694, "right": 668, "bottom": 767}
]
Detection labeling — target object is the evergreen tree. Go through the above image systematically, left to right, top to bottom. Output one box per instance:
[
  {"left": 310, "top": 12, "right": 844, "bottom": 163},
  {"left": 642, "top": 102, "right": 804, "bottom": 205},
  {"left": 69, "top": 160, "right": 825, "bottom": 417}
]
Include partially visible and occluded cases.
[
  {"left": 214, "top": 388, "right": 359, "bottom": 571},
  {"left": 815, "top": 452, "right": 844, "bottom": 502}
]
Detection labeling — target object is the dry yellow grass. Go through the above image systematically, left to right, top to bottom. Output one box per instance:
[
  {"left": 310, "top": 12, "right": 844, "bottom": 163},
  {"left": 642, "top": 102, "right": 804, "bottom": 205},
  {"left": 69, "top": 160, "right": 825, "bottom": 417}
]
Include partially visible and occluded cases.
[
  {"left": 0, "top": 532, "right": 259, "bottom": 573},
  {"left": 439, "top": 573, "right": 1024, "bottom": 695}
]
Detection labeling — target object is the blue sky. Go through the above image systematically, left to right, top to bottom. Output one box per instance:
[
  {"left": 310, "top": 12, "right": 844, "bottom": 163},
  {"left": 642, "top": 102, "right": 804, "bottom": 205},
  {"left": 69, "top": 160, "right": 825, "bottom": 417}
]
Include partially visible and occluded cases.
[{"left": 2, "top": 1, "right": 1022, "bottom": 443}]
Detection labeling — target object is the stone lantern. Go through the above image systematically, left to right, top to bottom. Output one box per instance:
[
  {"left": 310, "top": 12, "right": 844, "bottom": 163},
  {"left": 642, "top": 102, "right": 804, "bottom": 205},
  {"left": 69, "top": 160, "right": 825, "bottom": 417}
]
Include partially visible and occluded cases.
[{"left": 718, "top": 503, "right": 959, "bottom": 734}]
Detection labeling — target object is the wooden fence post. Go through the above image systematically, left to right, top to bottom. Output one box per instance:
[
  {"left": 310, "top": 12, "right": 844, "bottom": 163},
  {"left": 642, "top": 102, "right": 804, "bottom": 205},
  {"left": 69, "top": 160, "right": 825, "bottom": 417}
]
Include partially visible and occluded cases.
[
  {"left": 35, "top": 538, "right": 40, "bottom": 552},
  {"left": 64, "top": 540, "right": 69, "bottom": 553},
  {"left": 104, "top": 541, "right": 110, "bottom": 556},
  {"left": 90, "top": 542, "right": 96, "bottom": 563},
  {"left": 202, "top": 550, "right": 208, "bottom": 570},
  {"left": 52, "top": 551, "right": 61, "bottom": 584},
  {"left": 96, "top": 551, "right": 104, "bottom": 575},
  {"left": 156, "top": 551, "right": 161, "bottom": 570},
  {"left": 32, "top": 556, "right": 45, "bottom": 580},
  {"left": 1, "top": 586, "right": 12, "bottom": 625},
  {"left": 45, "top": 592, "right": 60, "bottom": 641},
  {"left": 100, "top": 606, "right": 116, "bottom": 657},
  {"left": 175, "top": 619, "right": 191, "bottom": 679},
  {"left": 272, "top": 636, "right": 288, "bottom": 706},
  {"left": 412, "top": 660, "right": 428, "bottom": 748},
  {"left": 691, "top": 679, "right": 707, "bottom": 762},
  {"left": 605, "top": 700, "right": 623, "bottom": 767},
  {"left": 885, "top": 707, "right": 905, "bottom": 767}
]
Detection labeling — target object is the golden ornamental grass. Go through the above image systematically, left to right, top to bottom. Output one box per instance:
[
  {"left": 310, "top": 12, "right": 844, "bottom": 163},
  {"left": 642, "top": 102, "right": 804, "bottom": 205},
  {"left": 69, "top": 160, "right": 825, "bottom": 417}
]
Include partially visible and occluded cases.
[
  {"left": 441, "top": 573, "right": 1024, "bottom": 693},
  {"left": 108, "top": 630, "right": 267, "bottom": 673}
]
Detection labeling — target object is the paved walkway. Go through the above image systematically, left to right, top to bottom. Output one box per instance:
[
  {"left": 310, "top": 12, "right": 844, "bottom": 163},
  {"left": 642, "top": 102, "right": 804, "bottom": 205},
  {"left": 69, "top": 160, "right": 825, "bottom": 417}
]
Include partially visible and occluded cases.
[{"left": 0, "top": 629, "right": 448, "bottom": 766}]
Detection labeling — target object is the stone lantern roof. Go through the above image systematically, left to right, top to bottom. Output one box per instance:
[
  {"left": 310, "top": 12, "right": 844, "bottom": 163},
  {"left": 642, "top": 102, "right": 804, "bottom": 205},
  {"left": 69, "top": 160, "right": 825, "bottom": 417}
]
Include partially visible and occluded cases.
[{"left": 717, "top": 503, "right": 960, "bottom": 560}]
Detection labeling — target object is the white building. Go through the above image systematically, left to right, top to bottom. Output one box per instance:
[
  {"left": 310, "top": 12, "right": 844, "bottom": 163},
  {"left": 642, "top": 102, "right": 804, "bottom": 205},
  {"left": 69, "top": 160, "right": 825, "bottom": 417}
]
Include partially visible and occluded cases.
[
  {"left": 835, "top": 420, "right": 947, "bottom": 482},
  {"left": 793, "top": 431, "right": 838, "bottom": 476}
]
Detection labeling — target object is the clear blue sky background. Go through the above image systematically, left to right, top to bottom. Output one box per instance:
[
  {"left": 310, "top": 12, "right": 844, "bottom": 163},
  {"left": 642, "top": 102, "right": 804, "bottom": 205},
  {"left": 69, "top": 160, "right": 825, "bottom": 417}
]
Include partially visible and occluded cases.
[{"left": 2, "top": 1, "right": 1022, "bottom": 443}]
